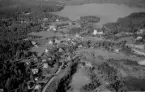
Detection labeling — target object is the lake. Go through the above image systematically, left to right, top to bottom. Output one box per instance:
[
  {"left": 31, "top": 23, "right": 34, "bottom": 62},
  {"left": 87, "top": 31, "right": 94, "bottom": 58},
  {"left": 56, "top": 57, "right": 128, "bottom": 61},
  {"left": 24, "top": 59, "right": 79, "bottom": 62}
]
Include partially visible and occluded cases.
[{"left": 54, "top": 3, "right": 145, "bottom": 26}]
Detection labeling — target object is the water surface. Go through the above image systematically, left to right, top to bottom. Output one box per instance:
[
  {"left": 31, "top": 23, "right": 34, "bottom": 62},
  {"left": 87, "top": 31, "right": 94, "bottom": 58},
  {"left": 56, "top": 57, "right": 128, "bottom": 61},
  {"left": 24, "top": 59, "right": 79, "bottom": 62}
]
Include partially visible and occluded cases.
[{"left": 54, "top": 3, "right": 145, "bottom": 26}]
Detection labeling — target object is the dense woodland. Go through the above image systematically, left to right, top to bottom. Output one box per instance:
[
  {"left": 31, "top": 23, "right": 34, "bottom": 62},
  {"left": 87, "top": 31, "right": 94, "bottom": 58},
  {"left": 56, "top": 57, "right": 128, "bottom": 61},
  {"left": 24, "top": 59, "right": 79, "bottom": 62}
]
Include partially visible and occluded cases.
[{"left": 0, "top": 1, "right": 64, "bottom": 91}]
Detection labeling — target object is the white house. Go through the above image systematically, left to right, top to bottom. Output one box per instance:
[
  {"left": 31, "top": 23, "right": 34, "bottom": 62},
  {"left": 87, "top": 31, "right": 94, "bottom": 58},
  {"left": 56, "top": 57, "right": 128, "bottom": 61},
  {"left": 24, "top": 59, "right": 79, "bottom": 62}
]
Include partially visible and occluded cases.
[
  {"left": 25, "top": 12, "right": 30, "bottom": 15},
  {"left": 43, "top": 18, "right": 48, "bottom": 21},
  {"left": 56, "top": 19, "right": 59, "bottom": 22},
  {"left": 49, "top": 25, "right": 56, "bottom": 31},
  {"left": 47, "top": 28, "right": 50, "bottom": 31},
  {"left": 137, "top": 28, "right": 145, "bottom": 34},
  {"left": 92, "top": 29, "right": 103, "bottom": 35},
  {"left": 92, "top": 29, "right": 98, "bottom": 35},
  {"left": 97, "top": 31, "right": 104, "bottom": 35},
  {"left": 136, "top": 36, "right": 142, "bottom": 40},
  {"left": 54, "top": 38, "right": 60, "bottom": 44},
  {"left": 48, "top": 40, "right": 53, "bottom": 45},
  {"left": 31, "top": 41, "right": 37, "bottom": 45},
  {"left": 134, "top": 45, "right": 144, "bottom": 50},
  {"left": 59, "top": 48, "right": 64, "bottom": 52},
  {"left": 44, "top": 49, "right": 49, "bottom": 53},
  {"left": 114, "top": 49, "right": 120, "bottom": 53},
  {"left": 42, "top": 59, "right": 47, "bottom": 62},
  {"left": 138, "top": 60, "right": 145, "bottom": 65},
  {"left": 85, "top": 62, "right": 93, "bottom": 68},
  {"left": 43, "top": 63, "right": 49, "bottom": 69},
  {"left": 31, "top": 69, "right": 39, "bottom": 74},
  {"left": 34, "top": 77, "right": 39, "bottom": 81},
  {"left": 34, "top": 84, "right": 41, "bottom": 90},
  {"left": 0, "top": 89, "right": 3, "bottom": 92}
]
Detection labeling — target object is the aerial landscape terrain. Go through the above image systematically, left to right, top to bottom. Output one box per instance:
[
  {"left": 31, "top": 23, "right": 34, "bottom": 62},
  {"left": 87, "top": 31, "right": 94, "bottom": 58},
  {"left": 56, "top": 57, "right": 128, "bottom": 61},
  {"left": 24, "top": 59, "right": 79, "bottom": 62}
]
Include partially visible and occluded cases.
[{"left": 0, "top": 0, "right": 145, "bottom": 92}]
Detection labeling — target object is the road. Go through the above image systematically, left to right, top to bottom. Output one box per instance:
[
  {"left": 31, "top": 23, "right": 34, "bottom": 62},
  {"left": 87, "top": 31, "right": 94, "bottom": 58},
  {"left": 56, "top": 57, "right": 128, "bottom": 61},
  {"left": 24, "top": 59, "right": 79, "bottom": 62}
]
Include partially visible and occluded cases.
[{"left": 41, "top": 62, "right": 64, "bottom": 92}]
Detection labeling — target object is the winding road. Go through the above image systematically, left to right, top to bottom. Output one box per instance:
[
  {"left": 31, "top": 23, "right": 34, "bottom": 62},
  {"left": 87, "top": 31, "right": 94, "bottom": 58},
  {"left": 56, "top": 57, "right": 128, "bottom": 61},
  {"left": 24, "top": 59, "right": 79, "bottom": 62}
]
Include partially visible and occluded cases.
[{"left": 41, "top": 62, "right": 64, "bottom": 92}]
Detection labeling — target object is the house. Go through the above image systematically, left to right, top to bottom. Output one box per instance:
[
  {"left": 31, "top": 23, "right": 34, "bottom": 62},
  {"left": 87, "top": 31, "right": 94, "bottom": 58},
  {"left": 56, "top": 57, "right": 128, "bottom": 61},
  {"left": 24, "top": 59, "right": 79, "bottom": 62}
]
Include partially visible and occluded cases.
[
  {"left": 24, "top": 12, "right": 30, "bottom": 15},
  {"left": 43, "top": 18, "right": 48, "bottom": 21},
  {"left": 56, "top": 19, "right": 59, "bottom": 22},
  {"left": 49, "top": 25, "right": 56, "bottom": 31},
  {"left": 47, "top": 28, "right": 50, "bottom": 31},
  {"left": 137, "top": 28, "right": 145, "bottom": 34},
  {"left": 92, "top": 29, "right": 103, "bottom": 35},
  {"left": 92, "top": 29, "right": 97, "bottom": 35},
  {"left": 75, "top": 34, "right": 80, "bottom": 38},
  {"left": 136, "top": 36, "right": 142, "bottom": 40},
  {"left": 54, "top": 38, "right": 60, "bottom": 44},
  {"left": 48, "top": 40, "right": 53, "bottom": 45},
  {"left": 31, "top": 41, "right": 37, "bottom": 45},
  {"left": 127, "top": 44, "right": 145, "bottom": 50},
  {"left": 78, "top": 45, "right": 83, "bottom": 48},
  {"left": 134, "top": 45, "right": 144, "bottom": 49},
  {"left": 59, "top": 48, "right": 64, "bottom": 52},
  {"left": 44, "top": 49, "right": 49, "bottom": 53},
  {"left": 114, "top": 49, "right": 120, "bottom": 53},
  {"left": 42, "top": 59, "right": 47, "bottom": 62},
  {"left": 138, "top": 60, "right": 145, "bottom": 65},
  {"left": 85, "top": 62, "right": 93, "bottom": 68},
  {"left": 43, "top": 63, "right": 49, "bottom": 69},
  {"left": 31, "top": 69, "right": 39, "bottom": 74},
  {"left": 34, "top": 77, "right": 39, "bottom": 81},
  {"left": 34, "top": 84, "right": 41, "bottom": 90},
  {"left": 0, "top": 89, "right": 3, "bottom": 92}
]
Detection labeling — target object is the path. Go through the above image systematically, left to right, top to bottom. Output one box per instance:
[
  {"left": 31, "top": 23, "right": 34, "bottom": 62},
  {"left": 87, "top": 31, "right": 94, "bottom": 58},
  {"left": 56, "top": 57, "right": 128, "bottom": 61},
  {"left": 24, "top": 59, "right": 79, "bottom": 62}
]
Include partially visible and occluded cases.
[{"left": 41, "top": 62, "right": 64, "bottom": 92}]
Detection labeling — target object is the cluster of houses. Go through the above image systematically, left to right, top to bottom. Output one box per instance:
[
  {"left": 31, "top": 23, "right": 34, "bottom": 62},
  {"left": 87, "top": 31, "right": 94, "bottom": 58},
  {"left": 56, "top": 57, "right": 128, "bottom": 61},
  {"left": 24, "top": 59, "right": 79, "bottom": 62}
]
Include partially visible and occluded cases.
[{"left": 42, "top": 17, "right": 104, "bottom": 37}]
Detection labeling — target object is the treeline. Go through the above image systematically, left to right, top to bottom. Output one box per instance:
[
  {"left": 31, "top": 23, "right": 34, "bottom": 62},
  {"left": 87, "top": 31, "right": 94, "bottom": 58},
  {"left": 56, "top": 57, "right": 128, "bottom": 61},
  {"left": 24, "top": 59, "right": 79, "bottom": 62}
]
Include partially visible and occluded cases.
[
  {"left": 0, "top": 2, "right": 64, "bottom": 42},
  {"left": 104, "top": 12, "right": 145, "bottom": 38},
  {"left": 80, "top": 16, "right": 100, "bottom": 23},
  {"left": 0, "top": 40, "right": 34, "bottom": 92},
  {"left": 106, "top": 58, "right": 145, "bottom": 91},
  {"left": 56, "top": 59, "right": 79, "bottom": 92}
]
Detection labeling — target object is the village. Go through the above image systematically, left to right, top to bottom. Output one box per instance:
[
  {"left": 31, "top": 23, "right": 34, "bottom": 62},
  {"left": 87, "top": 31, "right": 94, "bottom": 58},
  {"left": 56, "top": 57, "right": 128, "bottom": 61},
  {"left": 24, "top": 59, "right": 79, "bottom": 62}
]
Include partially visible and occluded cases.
[{"left": 22, "top": 16, "right": 145, "bottom": 92}]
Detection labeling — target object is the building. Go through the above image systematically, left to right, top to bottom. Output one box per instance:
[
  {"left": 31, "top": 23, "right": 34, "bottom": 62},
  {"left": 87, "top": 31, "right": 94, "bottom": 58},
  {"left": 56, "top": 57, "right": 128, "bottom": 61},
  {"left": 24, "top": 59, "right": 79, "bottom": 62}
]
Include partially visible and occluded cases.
[
  {"left": 43, "top": 18, "right": 48, "bottom": 22},
  {"left": 56, "top": 19, "right": 59, "bottom": 22},
  {"left": 49, "top": 25, "right": 56, "bottom": 31},
  {"left": 137, "top": 28, "right": 145, "bottom": 34},
  {"left": 92, "top": 29, "right": 103, "bottom": 35},
  {"left": 92, "top": 29, "right": 97, "bottom": 35},
  {"left": 136, "top": 36, "right": 142, "bottom": 40},
  {"left": 48, "top": 40, "right": 53, "bottom": 45},
  {"left": 31, "top": 41, "right": 38, "bottom": 47},
  {"left": 127, "top": 44, "right": 145, "bottom": 50},
  {"left": 134, "top": 45, "right": 144, "bottom": 50},
  {"left": 59, "top": 48, "right": 64, "bottom": 53},
  {"left": 44, "top": 49, "right": 49, "bottom": 53},
  {"left": 114, "top": 49, "right": 120, "bottom": 53},
  {"left": 138, "top": 60, "right": 145, "bottom": 65},
  {"left": 85, "top": 62, "right": 93, "bottom": 68},
  {"left": 43, "top": 63, "right": 49, "bottom": 69},
  {"left": 31, "top": 69, "right": 39, "bottom": 74},
  {"left": 34, "top": 84, "right": 41, "bottom": 90}
]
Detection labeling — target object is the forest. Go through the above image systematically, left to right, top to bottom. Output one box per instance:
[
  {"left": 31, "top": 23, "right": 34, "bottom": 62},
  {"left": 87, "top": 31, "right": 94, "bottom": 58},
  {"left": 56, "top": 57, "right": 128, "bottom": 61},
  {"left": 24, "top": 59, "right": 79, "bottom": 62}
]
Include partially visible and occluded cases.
[{"left": 0, "top": 1, "right": 64, "bottom": 91}]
